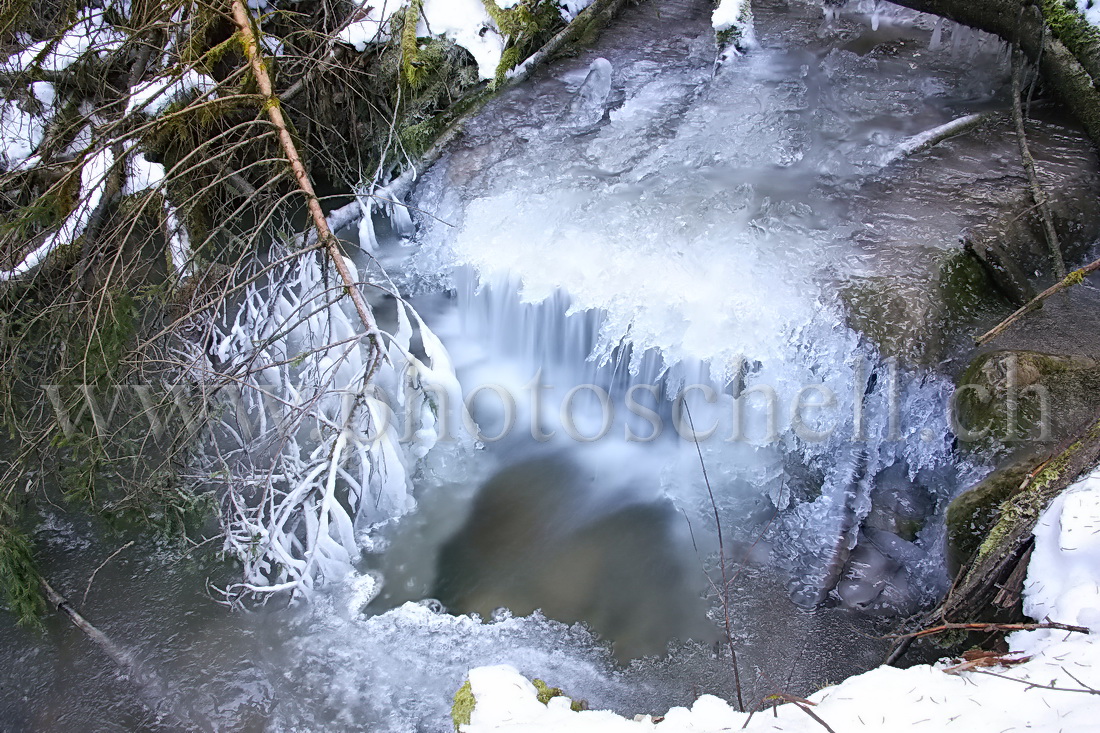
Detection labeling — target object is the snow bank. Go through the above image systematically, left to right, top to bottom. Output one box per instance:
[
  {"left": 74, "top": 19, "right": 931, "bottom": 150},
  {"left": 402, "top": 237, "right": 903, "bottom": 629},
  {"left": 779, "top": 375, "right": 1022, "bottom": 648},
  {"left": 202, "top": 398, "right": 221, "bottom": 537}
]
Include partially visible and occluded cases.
[{"left": 462, "top": 469, "right": 1100, "bottom": 732}]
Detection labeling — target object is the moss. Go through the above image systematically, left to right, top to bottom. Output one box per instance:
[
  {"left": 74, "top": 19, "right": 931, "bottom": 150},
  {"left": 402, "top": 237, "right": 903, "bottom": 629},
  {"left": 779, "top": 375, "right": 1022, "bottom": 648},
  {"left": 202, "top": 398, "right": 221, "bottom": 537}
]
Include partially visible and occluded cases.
[
  {"left": 401, "top": 0, "right": 426, "bottom": 88},
  {"left": 481, "top": 0, "right": 565, "bottom": 86},
  {"left": 1041, "top": 0, "right": 1100, "bottom": 68},
  {"left": 399, "top": 116, "right": 448, "bottom": 158},
  {"left": 975, "top": 418, "right": 1100, "bottom": 564},
  {"left": 946, "top": 460, "right": 1039, "bottom": 564},
  {"left": 452, "top": 675, "right": 587, "bottom": 729},
  {"left": 532, "top": 678, "right": 587, "bottom": 711},
  {"left": 451, "top": 679, "right": 476, "bottom": 731}
]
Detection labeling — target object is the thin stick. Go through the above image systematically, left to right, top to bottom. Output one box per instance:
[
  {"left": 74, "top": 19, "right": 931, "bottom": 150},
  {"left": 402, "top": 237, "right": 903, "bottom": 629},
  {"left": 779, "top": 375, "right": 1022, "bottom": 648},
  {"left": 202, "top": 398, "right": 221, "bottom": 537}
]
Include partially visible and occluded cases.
[
  {"left": 228, "top": 0, "right": 383, "bottom": 377},
  {"left": 1011, "top": 41, "right": 1065, "bottom": 278},
  {"left": 976, "top": 258, "right": 1100, "bottom": 344},
  {"left": 684, "top": 401, "right": 744, "bottom": 712},
  {"left": 82, "top": 540, "right": 134, "bottom": 606},
  {"left": 889, "top": 620, "right": 1089, "bottom": 641}
]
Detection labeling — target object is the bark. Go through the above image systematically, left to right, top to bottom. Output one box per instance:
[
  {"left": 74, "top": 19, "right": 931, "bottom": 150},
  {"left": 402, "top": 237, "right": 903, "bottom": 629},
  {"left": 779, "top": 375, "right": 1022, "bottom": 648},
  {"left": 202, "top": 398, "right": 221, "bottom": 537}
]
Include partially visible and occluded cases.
[
  {"left": 228, "top": 0, "right": 383, "bottom": 374},
  {"left": 889, "top": 0, "right": 1100, "bottom": 145}
]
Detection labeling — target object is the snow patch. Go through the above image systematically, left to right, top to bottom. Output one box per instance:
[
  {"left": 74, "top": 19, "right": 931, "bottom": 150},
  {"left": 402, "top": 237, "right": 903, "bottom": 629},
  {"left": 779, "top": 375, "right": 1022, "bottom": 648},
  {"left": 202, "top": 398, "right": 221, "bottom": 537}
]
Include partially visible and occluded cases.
[
  {"left": 420, "top": 0, "right": 505, "bottom": 82},
  {"left": 559, "top": 0, "right": 595, "bottom": 23},
  {"left": 1078, "top": 1, "right": 1100, "bottom": 28},
  {"left": 5, "top": 8, "right": 125, "bottom": 73},
  {"left": 127, "top": 70, "right": 218, "bottom": 116}
]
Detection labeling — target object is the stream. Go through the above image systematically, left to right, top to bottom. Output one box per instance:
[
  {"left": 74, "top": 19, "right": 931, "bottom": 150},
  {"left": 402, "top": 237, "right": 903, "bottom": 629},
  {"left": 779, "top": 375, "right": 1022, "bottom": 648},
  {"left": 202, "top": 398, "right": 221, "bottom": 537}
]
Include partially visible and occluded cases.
[{"left": 3, "top": 0, "right": 1087, "bottom": 730}]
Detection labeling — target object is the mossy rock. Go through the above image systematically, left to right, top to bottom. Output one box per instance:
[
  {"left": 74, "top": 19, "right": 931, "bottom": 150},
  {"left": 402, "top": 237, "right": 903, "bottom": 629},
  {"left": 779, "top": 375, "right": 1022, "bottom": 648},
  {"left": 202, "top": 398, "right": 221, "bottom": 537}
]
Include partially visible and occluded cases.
[
  {"left": 954, "top": 350, "right": 1100, "bottom": 451},
  {"left": 945, "top": 457, "right": 1041, "bottom": 568},
  {"left": 451, "top": 675, "right": 587, "bottom": 730}
]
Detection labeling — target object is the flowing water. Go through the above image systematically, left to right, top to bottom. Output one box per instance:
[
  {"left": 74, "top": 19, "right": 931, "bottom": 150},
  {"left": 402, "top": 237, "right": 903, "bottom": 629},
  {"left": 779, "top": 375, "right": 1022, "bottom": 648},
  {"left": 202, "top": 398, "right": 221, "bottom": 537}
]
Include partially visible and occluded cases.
[{"left": 2, "top": 0, "right": 1077, "bottom": 730}]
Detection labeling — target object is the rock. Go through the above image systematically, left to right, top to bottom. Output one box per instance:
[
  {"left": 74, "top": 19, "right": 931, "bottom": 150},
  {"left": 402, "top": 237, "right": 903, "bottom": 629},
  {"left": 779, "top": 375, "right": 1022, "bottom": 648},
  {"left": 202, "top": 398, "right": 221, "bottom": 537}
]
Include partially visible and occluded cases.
[
  {"left": 965, "top": 116, "right": 1100, "bottom": 305},
  {"left": 953, "top": 350, "right": 1100, "bottom": 450},
  {"left": 945, "top": 457, "right": 1042, "bottom": 569}
]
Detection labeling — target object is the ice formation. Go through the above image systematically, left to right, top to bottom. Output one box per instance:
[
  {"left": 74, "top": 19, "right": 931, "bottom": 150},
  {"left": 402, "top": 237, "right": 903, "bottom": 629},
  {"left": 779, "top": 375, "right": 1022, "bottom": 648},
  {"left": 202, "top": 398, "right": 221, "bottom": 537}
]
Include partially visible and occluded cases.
[{"left": 202, "top": 237, "right": 465, "bottom": 601}]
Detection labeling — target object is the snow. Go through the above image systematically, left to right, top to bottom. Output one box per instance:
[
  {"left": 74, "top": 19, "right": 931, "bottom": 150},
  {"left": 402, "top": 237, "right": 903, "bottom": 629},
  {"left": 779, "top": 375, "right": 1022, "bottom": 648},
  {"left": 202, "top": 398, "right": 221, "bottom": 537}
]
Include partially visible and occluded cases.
[
  {"left": 337, "top": 0, "right": 504, "bottom": 80},
  {"left": 338, "top": 0, "right": 406, "bottom": 49},
  {"left": 420, "top": 0, "right": 506, "bottom": 82},
  {"left": 711, "top": 0, "right": 748, "bottom": 32},
  {"left": 338, "top": 1, "right": 597, "bottom": 80},
  {"left": 559, "top": 1, "right": 595, "bottom": 22},
  {"left": 1078, "top": 1, "right": 1100, "bottom": 27},
  {"left": 4, "top": 8, "right": 124, "bottom": 73},
  {"left": 126, "top": 70, "right": 218, "bottom": 116},
  {"left": 0, "top": 99, "right": 47, "bottom": 169},
  {"left": 0, "top": 146, "right": 114, "bottom": 280},
  {"left": 123, "top": 152, "right": 165, "bottom": 195},
  {"left": 461, "top": 468, "right": 1100, "bottom": 732}
]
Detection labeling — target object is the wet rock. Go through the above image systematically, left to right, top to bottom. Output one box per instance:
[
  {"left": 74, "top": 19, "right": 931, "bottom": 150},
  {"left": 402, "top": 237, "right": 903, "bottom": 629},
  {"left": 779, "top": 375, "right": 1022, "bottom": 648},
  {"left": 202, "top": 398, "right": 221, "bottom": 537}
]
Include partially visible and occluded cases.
[
  {"left": 841, "top": 114, "right": 1100, "bottom": 366},
  {"left": 964, "top": 117, "right": 1100, "bottom": 305},
  {"left": 953, "top": 349, "right": 1100, "bottom": 450},
  {"left": 945, "top": 457, "right": 1042, "bottom": 569},
  {"left": 863, "top": 466, "right": 934, "bottom": 542}
]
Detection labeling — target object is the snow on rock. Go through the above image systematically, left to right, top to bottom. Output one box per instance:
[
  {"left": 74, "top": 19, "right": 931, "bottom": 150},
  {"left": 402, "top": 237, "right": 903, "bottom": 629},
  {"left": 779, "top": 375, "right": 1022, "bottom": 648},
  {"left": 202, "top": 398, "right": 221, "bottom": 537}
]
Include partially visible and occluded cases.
[
  {"left": 420, "top": 0, "right": 505, "bottom": 81},
  {"left": 1078, "top": 1, "right": 1100, "bottom": 27},
  {"left": 462, "top": 469, "right": 1100, "bottom": 732},
  {"left": 1022, "top": 470, "right": 1100, "bottom": 633}
]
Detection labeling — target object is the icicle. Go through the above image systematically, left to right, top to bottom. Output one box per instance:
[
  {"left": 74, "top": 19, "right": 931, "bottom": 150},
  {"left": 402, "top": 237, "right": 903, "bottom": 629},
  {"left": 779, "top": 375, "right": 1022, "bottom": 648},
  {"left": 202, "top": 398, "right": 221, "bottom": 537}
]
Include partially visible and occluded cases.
[{"left": 929, "top": 17, "right": 943, "bottom": 50}]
